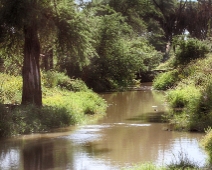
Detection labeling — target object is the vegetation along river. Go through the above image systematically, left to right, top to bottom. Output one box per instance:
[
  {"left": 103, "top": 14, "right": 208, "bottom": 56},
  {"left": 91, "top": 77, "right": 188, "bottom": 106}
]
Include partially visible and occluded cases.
[{"left": 0, "top": 83, "right": 207, "bottom": 170}]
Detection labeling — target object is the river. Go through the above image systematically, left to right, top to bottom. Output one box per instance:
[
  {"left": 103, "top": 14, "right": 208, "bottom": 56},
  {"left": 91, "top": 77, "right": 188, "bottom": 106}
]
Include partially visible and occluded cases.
[{"left": 0, "top": 83, "right": 207, "bottom": 170}]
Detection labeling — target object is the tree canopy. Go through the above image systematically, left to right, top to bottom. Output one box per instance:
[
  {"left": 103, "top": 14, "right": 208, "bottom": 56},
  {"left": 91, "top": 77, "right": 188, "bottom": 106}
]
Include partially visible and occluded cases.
[
  {"left": 0, "top": 0, "right": 211, "bottom": 104},
  {"left": 0, "top": 0, "right": 95, "bottom": 105}
]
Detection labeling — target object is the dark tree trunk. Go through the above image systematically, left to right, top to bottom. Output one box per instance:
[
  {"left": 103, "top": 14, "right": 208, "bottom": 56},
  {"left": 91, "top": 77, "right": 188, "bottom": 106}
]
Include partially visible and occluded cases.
[
  {"left": 22, "top": 24, "right": 42, "bottom": 106},
  {"left": 41, "top": 49, "right": 53, "bottom": 71},
  {"left": 49, "top": 49, "right": 54, "bottom": 70}
]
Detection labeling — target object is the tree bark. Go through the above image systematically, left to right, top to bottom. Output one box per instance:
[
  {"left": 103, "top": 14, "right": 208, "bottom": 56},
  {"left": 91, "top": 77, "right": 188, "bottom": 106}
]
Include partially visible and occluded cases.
[
  {"left": 22, "top": 24, "right": 42, "bottom": 106},
  {"left": 41, "top": 48, "right": 53, "bottom": 71},
  {"left": 49, "top": 49, "right": 54, "bottom": 70}
]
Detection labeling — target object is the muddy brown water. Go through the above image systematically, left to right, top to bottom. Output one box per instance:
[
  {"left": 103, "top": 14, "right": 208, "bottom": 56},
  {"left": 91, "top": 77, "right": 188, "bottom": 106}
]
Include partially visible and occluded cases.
[{"left": 0, "top": 83, "right": 207, "bottom": 170}]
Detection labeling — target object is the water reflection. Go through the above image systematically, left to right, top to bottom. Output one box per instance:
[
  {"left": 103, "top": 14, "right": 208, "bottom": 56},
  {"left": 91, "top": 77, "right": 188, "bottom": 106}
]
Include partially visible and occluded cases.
[{"left": 0, "top": 86, "right": 208, "bottom": 170}]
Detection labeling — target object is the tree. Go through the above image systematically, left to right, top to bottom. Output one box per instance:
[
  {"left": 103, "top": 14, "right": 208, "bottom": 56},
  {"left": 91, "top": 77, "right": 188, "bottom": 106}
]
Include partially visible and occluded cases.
[
  {"left": 0, "top": 0, "right": 94, "bottom": 106},
  {"left": 106, "top": 0, "right": 181, "bottom": 58},
  {"left": 184, "top": 0, "right": 212, "bottom": 40},
  {"left": 73, "top": 5, "right": 162, "bottom": 91}
]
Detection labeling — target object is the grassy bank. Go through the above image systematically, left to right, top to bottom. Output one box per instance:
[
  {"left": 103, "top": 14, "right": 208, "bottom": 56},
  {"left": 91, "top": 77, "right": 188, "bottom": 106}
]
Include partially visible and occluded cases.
[
  {"left": 152, "top": 51, "right": 212, "bottom": 165},
  {"left": 153, "top": 55, "right": 212, "bottom": 132},
  {"left": 0, "top": 72, "right": 107, "bottom": 137}
]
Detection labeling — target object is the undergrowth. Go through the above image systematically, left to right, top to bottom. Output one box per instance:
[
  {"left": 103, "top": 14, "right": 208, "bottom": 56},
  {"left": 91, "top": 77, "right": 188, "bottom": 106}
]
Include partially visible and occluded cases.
[
  {"left": 162, "top": 56, "right": 212, "bottom": 132},
  {"left": 153, "top": 70, "right": 179, "bottom": 90},
  {"left": 0, "top": 72, "right": 107, "bottom": 137}
]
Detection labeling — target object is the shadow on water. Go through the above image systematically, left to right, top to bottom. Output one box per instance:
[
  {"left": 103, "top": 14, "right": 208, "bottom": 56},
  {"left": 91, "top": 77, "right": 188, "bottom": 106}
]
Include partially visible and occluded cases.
[
  {"left": 126, "top": 111, "right": 166, "bottom": 123},
  {"left": 82, "top": 142, "right": 111, "bottom": 156}
]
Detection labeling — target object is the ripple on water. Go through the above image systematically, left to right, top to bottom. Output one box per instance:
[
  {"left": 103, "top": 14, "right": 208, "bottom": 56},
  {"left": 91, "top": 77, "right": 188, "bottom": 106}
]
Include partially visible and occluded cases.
[
  {"left": 65, "top": 123, "right": 151, "bottom": 144},
  {"left": 156, "top": 137, "right": 207, "bottom": 167}
]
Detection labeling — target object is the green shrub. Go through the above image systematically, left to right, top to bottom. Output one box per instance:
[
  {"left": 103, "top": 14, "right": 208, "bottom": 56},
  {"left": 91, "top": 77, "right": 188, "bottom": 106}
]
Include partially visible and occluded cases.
[
  {"left": 173, "top": 37, "right": 209, "bottom": 66},
  {"left": 161, "top": 54, "right": 212, "bottom": 131},
  {"left": 153, "top": 70, "right": 178, "bottom": 90},
  {"left": 42, "top": 71, "right": 88, "bottom": 92},
  {"left": 42, "top": 71, "right": 59, "bottom": 88},
  {"left": 0, "top": 72, "right": 107, "bottom": 137},
  {"left": 0, "top": 73, "right": 22, "bottom": 104},
  {"left": 58, "top": 77, "right": 88, "bottom": 92},
  {"left": 165, "top": 85, "right": 204, "bottom": 131},
  {"left": 167, "top": 85, "right": 201, "bottom": 109},
  {"left": 0, "top": 88, "right": 107, "bottom": 137},
  {"left": 43, "top": 89, "right": 107, "bottom": 124},
  {"left": 0, "top": 104, "right": 72, "bottom": 137},
  {"left": 201, "top": 127, "right": 212, "bottom": 164}
]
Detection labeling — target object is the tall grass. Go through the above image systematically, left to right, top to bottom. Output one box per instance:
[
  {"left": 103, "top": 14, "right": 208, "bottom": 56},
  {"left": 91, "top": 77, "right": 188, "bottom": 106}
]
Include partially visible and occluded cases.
[
  {"left": 160, "top": 55, "right": 212, "bottom": 131},
  {"left": 153, "top": 70, "right": 179, "bottom": 90},
  {"left": 0, "top": 72, "right": 107, "bottom": 137},
  {"left": 0, "top": 74, "right": 22, "bottom": 104},
  {"left": 43, "top": 88, "right": 107, "bottom": 124},
  {"left": 0, "top": 104, "right": 72, "bottom": 137},
  {"left": 201, "top": 127, "right": 212, "bottom": 164},
  {"left": 124, "top": 151, "right": 202, "bottom": 170}
]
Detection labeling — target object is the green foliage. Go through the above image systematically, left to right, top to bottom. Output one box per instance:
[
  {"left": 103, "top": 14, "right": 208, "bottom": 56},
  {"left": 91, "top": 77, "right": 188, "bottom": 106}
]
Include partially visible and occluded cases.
[
  {"left": 56, "top": 2, "right": 96, "bottom": 67},
  {"left": 76, "top": 5, "right": 162, "bottom": 91},
  {"left": 130, "top": 37, "right": 163, "bottom": 72},
  {"left": 173, "top": 37, "right": 209, "bottom": 66},
  {"left": 0, "top": 51, "right": 23, "bottom": 75},
  {"left": 162, "top": 55, "right": 212, "bottom": 131},
  {"left": 153, "top": 70, "right": 178, "bottom": 90},
  {"left": 42, "top": 71, "right": 88, "bottom": 91},
  {"left": 42, "top": 71, "right": 59, "bottom": 88},
  {"left": 0, "top": 72, "right": 90, "bottom": 105},
  {"left": 0, "top": 73, "right": 22, "bottom": 104},
  {"left": 0, "top": 73, "right": 107, "bottom": 137},
  {"left": 42, "top": 77, "right": 107, "bottom": 124},
  {"left": 57, "top": 77, "right": 88, "bottom": 92},
  {"left": 165, "top": 84, "right": 211, "bottom": 131},
  {"left": 167, "top": 85, "right": 201, "bottom": 109},
  {"left": 43, "top": 89, "right": 106, "bottom": 123},
  {"left": 0, "top": 104, "right": 72, "bottom": 137},
  {"left": 201, "top": 127, "right": 212, "bottom": 163}
]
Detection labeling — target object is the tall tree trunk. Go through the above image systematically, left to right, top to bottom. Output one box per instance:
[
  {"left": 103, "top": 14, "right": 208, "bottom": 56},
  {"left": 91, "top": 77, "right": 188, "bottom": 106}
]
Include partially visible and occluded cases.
[
  {"left": 22, "top": 24, "right": 42, "bottom": 106},
  {"left": 41, "top": 48, "right": 54, "bottom": 71},
  {"left": 49, "top": 49, "right": 54, "bottom": 70}
]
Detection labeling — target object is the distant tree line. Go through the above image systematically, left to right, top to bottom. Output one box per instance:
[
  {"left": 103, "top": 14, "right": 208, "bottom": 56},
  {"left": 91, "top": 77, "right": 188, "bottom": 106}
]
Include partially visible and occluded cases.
[{"left": 0, "top": 0, "right": 211, "bottom": 106}]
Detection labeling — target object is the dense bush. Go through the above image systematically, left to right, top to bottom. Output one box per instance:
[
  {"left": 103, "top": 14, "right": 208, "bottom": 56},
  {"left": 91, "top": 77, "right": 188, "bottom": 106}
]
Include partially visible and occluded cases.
[
  {"left": 173, "top": 37, "right": 209, "bottom": 66},
  {"left": 162, "top": 56, "right": 212, "bottom": 131},
  {"left": 153, "top": 70, "right": 178, "bottom": 90},
  {"left": 42, "top": 71, "right": 88, "bottom": 92},
  {"left": 0, "top": 73, "right": 107, "bottom": 137},
  {"left": 0, "top": 73, "right": 22, "bottom": 104},
  {"left": 165, "top": 85, "right": 203, "bottom": 131},
  {"left": 167, "top": 85, "right": 201, "bottom": 109},
  {"left": 0, "top": 87, "right": 107, "bottom": 137},
  {"left": 43, "top": 89, "right": 107, "bottom": 122},
  {"left": 0, "top": 104, "right": 72, "bottom": 137},
  {"left": 201, "top": 127, "right": 212, "bottom": 164}
]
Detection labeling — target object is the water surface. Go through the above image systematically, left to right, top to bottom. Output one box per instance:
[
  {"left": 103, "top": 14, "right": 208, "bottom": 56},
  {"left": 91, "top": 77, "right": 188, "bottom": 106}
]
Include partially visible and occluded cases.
[{"left": 0, "top": 84, "right": 207, "bottom": 170}]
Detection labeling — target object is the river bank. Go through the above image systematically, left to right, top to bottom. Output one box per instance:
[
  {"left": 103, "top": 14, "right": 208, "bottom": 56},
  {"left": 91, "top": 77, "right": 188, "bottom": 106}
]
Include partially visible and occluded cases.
[
  {"left": 151, "top": 54, "right": 212, "bottom": 168},
  {"left": 0, "top": 73, "right": 107, "bottom": 138},
  {"left": 0, "top": 86, "right": 207, "bottom": 170}
]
